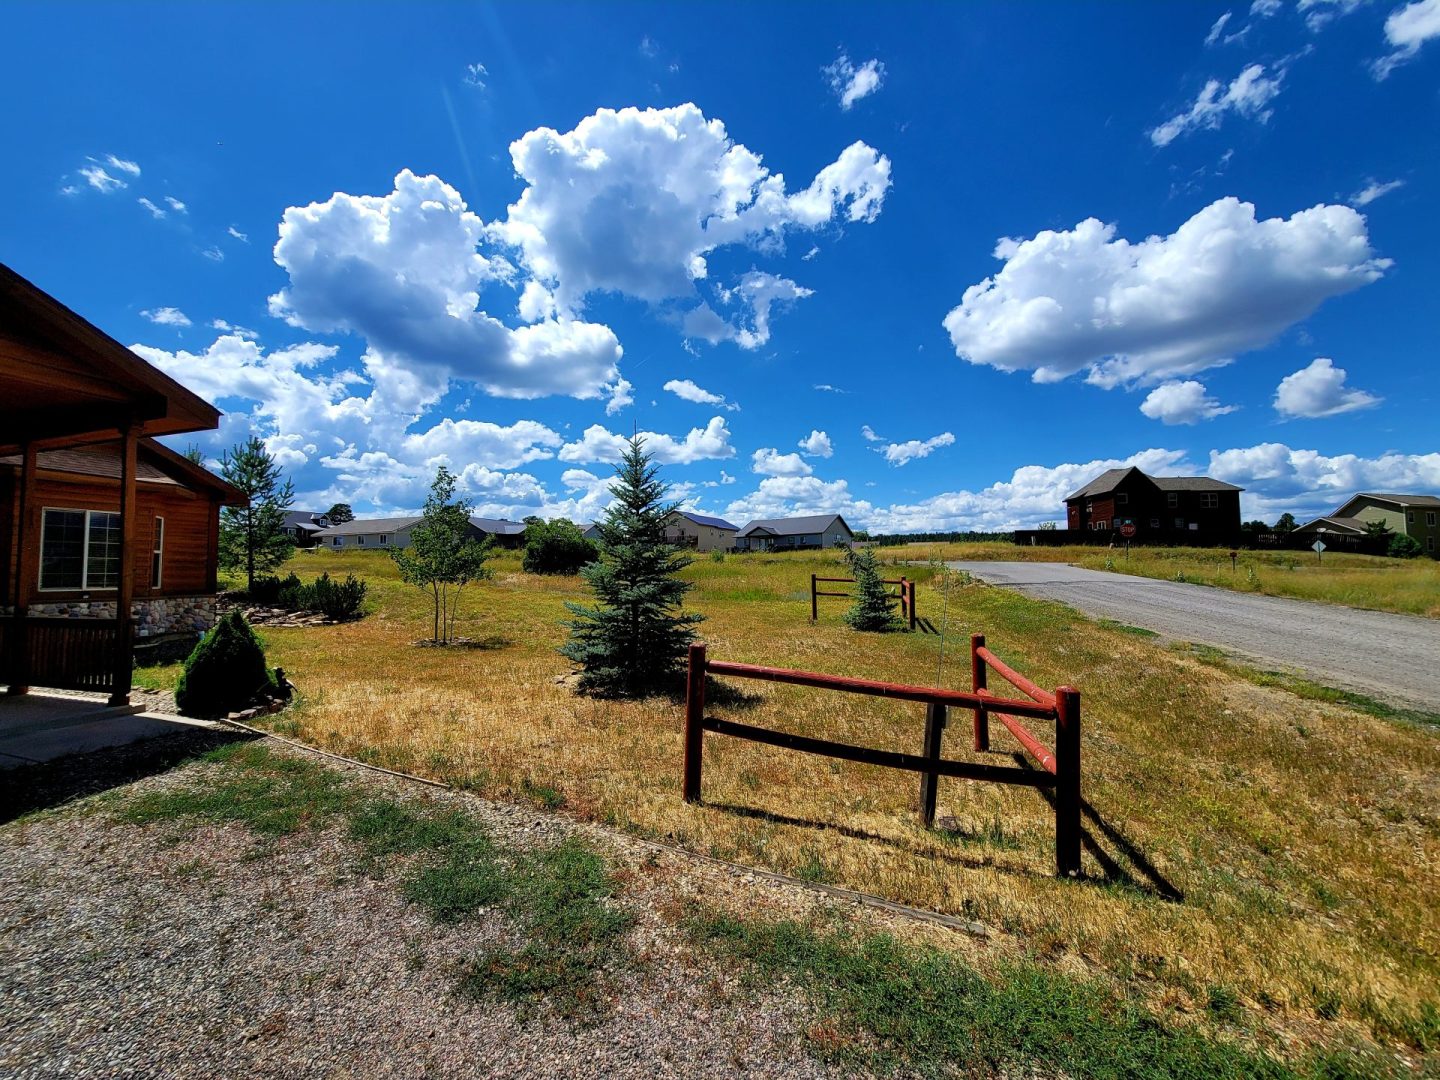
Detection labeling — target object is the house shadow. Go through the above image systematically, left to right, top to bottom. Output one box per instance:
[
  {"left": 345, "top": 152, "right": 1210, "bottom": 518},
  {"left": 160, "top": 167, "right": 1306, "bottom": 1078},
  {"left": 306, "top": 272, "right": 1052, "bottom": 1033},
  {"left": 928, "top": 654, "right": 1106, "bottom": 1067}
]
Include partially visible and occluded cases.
[{"left": 0, "top": 726, "right": 258, "bottom": 825}]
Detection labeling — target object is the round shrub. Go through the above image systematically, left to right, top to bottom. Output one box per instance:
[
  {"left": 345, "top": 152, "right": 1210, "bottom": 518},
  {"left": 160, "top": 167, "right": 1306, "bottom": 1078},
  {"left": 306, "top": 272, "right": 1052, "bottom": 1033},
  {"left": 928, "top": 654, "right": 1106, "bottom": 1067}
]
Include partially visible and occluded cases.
[
  {"left": 524, "top": 519, "right": 598, "bottom": 575},
  {"left": 1388, "top": 534, "right": 1424, "bottom": 559},
  {"left": 174, "top": 610, "right": 275, "bottom": 718}
]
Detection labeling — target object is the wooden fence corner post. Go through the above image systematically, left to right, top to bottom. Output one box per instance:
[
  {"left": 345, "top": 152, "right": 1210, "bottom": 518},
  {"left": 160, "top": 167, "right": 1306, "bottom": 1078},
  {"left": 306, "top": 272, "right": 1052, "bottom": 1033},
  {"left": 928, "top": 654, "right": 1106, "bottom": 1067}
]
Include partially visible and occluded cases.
[
  {"left": 810, "top": 573, "right": 818, "bottom": 621},
  {"left": 908, "top": 579, "right": 917, "bottom": 631},
  {"left": 970, "top": 634, "right": 989, "bottom": 751},
  {"left": 683, "top": 643, "right": 707, "bottom": 803},
  {"left": 1055, "top": 686, "right": 1081, "bottom": 877},
  {"left": 919, "top": 702, "right": 946, "bottom": 828}
]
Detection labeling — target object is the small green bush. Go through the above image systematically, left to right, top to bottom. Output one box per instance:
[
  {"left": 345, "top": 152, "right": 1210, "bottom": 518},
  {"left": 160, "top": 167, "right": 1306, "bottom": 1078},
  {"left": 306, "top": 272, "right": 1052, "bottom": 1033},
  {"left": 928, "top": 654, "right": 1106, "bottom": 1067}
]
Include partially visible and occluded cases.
[
  {"left": 523, "top": 518, "right": 598, "bottom": 575},
  {"left": 1388, "top": 534, "right": 1423, "bottom": 559},
  {"left": 310, "top": 572, "right": 367, "bottom": 619},
  {"left": 174, "top": 610, "right": 276, "bottom": 718}
]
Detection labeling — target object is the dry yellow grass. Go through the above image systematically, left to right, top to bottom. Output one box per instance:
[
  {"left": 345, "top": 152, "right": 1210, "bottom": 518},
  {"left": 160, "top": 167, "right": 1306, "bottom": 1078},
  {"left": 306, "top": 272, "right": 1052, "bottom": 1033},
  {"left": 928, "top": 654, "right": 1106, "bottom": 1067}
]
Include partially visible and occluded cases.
[
  {"left": 886, "top": 540, "right": 1440, "bottom": 617},
  {"left": 244, "top": 546, "right": 1438, "bottom": 1058}
]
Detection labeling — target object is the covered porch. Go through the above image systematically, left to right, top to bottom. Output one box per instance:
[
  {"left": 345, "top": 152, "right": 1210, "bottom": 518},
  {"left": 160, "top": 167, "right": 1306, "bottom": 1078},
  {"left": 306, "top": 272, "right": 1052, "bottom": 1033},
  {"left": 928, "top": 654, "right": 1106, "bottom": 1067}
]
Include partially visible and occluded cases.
[{"left": 1, "top": 262, "right": 223, "bottom": 706}]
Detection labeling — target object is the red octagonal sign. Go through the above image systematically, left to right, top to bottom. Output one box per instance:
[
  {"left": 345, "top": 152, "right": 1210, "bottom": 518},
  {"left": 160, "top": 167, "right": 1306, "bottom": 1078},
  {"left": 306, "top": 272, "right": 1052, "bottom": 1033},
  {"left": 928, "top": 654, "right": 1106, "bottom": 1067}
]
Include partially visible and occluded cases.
[{"left": 1119, "top": 523, "right": 1137, "bottom": 538}]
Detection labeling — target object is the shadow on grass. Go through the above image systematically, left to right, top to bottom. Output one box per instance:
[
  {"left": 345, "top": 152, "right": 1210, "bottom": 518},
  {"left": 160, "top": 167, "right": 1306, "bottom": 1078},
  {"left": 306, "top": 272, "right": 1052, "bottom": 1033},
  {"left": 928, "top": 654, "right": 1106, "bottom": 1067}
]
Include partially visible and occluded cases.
[
  {"left": 409, "top": 635, "right": 512, "bottom": 650},
  {"left": 0, "top": 727, "right": 259, "bottom": 825}
]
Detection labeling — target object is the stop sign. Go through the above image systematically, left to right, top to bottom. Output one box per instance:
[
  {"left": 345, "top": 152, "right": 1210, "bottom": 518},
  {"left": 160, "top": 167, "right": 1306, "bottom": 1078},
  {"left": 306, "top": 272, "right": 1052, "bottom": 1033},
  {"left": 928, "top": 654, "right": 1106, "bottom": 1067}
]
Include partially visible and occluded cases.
[{"left": 1119, "top": 523, "right": 1136, "bottom": 538}]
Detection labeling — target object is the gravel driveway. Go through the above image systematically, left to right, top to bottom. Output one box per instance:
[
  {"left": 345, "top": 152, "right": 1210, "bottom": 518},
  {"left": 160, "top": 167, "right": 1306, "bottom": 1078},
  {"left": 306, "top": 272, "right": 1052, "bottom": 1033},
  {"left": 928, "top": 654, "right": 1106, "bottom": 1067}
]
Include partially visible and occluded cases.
[{"left": 948, "top": 561, "right": 1440, "bottom": 709}]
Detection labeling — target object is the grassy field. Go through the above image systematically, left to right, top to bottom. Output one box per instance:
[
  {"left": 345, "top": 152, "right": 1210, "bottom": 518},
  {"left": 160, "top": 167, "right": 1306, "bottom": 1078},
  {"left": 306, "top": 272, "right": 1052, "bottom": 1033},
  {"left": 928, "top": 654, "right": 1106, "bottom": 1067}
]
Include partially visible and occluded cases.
[
  {"left": 885, "top": 540, "right": 1440, "bottom": 617},
  {"left": 151, "top": 545, "right": 1440, "bottom": 1066}
]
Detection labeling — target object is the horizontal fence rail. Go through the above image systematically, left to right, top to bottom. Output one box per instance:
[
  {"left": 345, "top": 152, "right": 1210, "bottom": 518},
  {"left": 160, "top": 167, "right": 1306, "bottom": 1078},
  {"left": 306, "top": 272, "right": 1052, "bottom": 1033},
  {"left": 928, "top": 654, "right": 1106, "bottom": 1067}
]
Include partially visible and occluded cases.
[
  {"left": 810, "top": 574, "right": 917, "bottom": 630},
  {"left": 684, "top": 639, "right": 1082, "bottom": 876}
]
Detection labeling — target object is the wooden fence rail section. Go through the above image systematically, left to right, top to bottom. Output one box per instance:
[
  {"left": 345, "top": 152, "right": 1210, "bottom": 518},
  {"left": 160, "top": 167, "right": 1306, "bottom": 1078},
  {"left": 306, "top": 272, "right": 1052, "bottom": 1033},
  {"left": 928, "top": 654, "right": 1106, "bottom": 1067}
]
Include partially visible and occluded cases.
[
  {"left": 810, "top": 573, "right": 917, "bottom": 630},
  {"left": 0, "top": 617, "right": 128, "bottom": 696},
  {"left": 683, "top": 639, "right": 1083, "bottom": 876}
]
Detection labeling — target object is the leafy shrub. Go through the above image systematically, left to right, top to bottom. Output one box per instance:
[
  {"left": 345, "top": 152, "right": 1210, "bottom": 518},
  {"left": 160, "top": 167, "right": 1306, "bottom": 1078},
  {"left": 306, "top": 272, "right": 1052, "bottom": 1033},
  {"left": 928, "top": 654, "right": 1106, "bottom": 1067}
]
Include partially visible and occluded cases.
[
  {"left": 523, "top": 519, "right": 598, "bottom": 575},
  {"left": 1388, "top": 534, "right": 1424, "bottom": 559},
  {"left": 310, "top": 572, "right": 367, "bottom": 619},
  {"left": 175, "top": 610, "right": 276, "bottom": 718}
]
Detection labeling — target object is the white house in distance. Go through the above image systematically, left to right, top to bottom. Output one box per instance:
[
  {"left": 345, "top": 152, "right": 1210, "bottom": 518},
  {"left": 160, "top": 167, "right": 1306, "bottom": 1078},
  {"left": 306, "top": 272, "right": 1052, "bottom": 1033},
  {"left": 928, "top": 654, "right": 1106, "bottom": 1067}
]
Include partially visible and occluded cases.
[
  {"left": 662, "top": 510, "right": 739, "bottom": 552},
  {"left": 735, "top": 514, "right": 854, "bottom": 551},
  {"left": 313, "top": 515, "right": 528, "bottom": 550}
]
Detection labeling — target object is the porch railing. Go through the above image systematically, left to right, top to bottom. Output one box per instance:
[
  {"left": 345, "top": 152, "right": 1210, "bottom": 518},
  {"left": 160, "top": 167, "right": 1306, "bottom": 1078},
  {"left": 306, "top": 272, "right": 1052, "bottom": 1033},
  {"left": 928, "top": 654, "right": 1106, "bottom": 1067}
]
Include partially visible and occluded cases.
[{"left": 0, "top": 617, "right": 131, "bottom": 697}]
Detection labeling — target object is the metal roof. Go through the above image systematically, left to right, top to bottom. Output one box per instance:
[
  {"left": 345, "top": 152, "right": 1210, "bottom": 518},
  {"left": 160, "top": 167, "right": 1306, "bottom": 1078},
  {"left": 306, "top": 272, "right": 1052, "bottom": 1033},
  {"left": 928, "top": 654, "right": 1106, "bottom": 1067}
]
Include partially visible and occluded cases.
[
  {"left": 674, "top": 510, "right": 739, "bottom": 531},
  {"left": 737, "top": 514, "right": 851, "bottom": 537}
]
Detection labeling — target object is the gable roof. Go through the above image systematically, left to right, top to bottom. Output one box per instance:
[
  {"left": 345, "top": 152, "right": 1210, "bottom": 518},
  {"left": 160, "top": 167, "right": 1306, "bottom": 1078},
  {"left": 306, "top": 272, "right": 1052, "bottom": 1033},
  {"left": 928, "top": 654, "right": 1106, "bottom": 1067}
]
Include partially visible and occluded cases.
[
  {"left": 0, "top": 437, "right": 245, "bottom": 504},
  {"left": 1066, "top": 466, "right": 1241, "bottom": 500},
  {"left": 1336, "top": 492, "right": 1440, "bottom": 513},
  {"left": 283, "top": 510, "right": 328, "bottom": 529},
  {"left": 672, "top": 510, "right": 739, "bottom": 531},
  {"left": 737, "top": 514, "right": 852, "bottom": 538},
  {"left": 1294, "top": 515, "right": 1369, "bottom": 535},
  {"left": 315, "top": 516, "right": 422, "bottom": 537},
  {"left": 470, "top": 516, "right": 527, "bottom": 536}
]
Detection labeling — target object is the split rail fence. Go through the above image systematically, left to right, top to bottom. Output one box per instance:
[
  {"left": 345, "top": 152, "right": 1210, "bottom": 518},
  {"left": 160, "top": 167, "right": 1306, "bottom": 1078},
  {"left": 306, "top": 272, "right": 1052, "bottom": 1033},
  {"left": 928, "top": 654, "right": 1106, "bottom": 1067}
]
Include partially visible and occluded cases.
[
  {"left": 810, "top": 573, "right": 917, "bottom": 631},
  {"left": 682, "top": 633, "right": 1082, "bottom": 875}
]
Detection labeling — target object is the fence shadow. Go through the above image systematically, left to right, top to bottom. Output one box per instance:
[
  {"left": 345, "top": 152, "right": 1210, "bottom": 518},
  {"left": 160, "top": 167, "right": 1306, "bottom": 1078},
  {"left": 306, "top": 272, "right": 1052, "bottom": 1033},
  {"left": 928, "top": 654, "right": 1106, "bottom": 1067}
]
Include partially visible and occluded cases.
[
  {"left": 0, "top": 726, "right": 258, "bottom": 825},
  {"left": 1007, "top": 752, "right": 1183, "bottom": 902}
]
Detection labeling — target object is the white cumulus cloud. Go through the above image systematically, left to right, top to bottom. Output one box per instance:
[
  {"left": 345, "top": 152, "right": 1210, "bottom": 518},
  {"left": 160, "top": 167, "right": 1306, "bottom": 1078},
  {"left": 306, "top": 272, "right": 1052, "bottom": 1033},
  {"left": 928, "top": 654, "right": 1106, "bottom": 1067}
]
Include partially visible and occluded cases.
[
  {"left": 1373, "top": 0, "right": 1440, "bottom": 78},
  {"left": 822, "top": 51, "right": 886, "bottom": 110},
  {"left": 1150, "top": 64, "right": 1284, "bottom": 147},
  {"left": 269, "top": 169, "right": 622, "bottom": 402},
  {"left": 1351, "top": 178, "right": 1405, "bottom": 205},
  {"left": 942, "top": 197, "right": 1389, "bottom": 389},
  {"left": 140, "top": 306, "right": 191, "bottom": 327},
  {"left": 1273, "top": 358, "right": 1381, "bottom": 418},
  {"left": 663, "top": 378, "right": 739, "bottom": 410},
  {"left": 1139, "top": 380, "right": 1238, "bottom": 425},
  {"left": 557, "top": 417, "right": 734, "bottom": 466},
  {"left": 798, "top": 430, "right": 833, "bottom": 458},
  {"left": 880, "top": 432, "right": 955, "bottom": 467},
  {"left": 752, "top": 448, "right": 814, "bottom": 477}
]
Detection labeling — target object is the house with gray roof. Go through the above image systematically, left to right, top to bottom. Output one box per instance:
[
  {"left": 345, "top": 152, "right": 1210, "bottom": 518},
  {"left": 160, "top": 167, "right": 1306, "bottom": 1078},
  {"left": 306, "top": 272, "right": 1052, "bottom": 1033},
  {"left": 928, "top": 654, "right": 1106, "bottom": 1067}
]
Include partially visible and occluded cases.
[
  {"left": 1063, "top": 466, "right": 1241, "bottom": 542},
  {"left": 1295, "top": 492, "right": 1440, "bottom": 556},
  {"left": 282, "top": 510, "right": 330, "bottom": 547},
  {"left": 663, "top": 510, "right": 739, "bottom": 552},
  {"left": 311, "top": 514, "right": 528, "bottom": 551},
  {"left": 736, "top": 514, "right": 854, "bottom": 551}
]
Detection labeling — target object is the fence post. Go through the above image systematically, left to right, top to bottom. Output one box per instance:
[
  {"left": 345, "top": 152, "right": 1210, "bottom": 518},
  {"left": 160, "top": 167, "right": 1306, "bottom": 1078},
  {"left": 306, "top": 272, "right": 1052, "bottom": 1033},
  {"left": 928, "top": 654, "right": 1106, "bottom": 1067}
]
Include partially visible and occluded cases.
[
  {"left": 810, "top": 573, "right": 817, "bottom": 621},
  {"left": 907, "top": 580, "right": 917, "bottom": 631},
  {"left": 970, "top": 634, "right": 989, "bottom": 751},
  {"left": 683, "top": 643, "right": 707, "bottom": 803},
  {"left": 1054, "top": 686, "right": 1081, "bottom": 877},
  {"left": 919, "top": 701, "right": 946, "bottom": 828}
]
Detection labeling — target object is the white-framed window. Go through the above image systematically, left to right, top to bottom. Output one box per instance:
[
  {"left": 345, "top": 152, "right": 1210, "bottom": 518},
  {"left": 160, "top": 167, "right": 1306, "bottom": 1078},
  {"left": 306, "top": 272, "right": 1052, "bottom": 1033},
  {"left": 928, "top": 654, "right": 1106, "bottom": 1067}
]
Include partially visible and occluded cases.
[
  {"left": 1166, "top": 492, "right": 1178, "bottom": 508},
  {"left": 1116, "top": 493, "right": 1128, "bottom": 505},
  {"left": 1200, "top": 493, "right": 1219, "bottom": 509},
  {"left": 40, "top": 508, "right": 122, "bottom": 591},
  {"left": 151, "top": 516, "right": 164, "bottom": 589},
  {"left": 1175, "top": 517, "right": 1185, "bottom": 529},
  {"left": 1149, "top": 519, "right": 1159, "bottom": 528},
  {"left": 1093, "top": 520, "right": 1108, "bottom": 530},
  {"left": 378, "top": 534, "right": 388, "bottom": 545},
  {"left": 358, "top": 535, "right": 366, "bottom": 545}
]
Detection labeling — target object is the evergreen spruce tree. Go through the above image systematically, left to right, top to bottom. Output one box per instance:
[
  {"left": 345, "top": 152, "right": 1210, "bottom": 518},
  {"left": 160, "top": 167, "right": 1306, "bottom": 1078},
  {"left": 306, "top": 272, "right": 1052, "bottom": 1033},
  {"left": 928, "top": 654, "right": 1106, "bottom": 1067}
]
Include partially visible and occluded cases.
[
  {"left": 218, "top": 436, "right": 296, "bottom": 593},
  {"left": 561, "top": 436, "right": 703, "bottom": 697},
  {"left": 843, "top": 546, "right": 903, "bottom": 632}
]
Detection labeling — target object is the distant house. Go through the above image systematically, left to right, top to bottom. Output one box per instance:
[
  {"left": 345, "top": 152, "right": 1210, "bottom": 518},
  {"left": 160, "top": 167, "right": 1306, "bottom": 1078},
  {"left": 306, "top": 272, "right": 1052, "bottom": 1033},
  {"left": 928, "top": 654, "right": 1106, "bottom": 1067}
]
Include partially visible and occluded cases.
[
  {"left": 1063, "top": 467, "right": 1241, "bottom": 542},
  {"left": 1295, "top": 493, "right": 1440, "bottom": 556},
  {"left": 282, "top": 510, "right": 330, "bottom": 547},
  {"left": 663, "top": 510, "right": 739, "bottom": 552},
  {"left": 312, "top": 514, "right": 527, "bottom": 550},
  {"left": 736, "top": 514, "right": 854, "bottom": 551},
  {"left": 579, "top": 522, "right": 602, "bottom": 542}
]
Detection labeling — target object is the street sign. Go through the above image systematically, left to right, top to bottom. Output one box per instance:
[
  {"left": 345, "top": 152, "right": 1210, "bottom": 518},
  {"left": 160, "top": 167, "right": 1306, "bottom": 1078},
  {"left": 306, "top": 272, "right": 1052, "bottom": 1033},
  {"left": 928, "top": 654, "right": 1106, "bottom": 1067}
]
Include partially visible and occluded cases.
[
  {"left": 1119, "top": 523, "right": 1136, "bottom": 538},
  {"left": 1311, "top": 539, "right": 1326, "bottom": 553}
]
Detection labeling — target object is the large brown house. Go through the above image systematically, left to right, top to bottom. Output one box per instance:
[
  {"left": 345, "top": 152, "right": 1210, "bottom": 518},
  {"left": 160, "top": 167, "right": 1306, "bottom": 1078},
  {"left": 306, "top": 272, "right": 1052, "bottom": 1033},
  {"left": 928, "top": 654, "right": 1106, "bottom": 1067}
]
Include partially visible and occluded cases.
[
  {"left": 1, "top": 262, "right": 243, "bottom": 705},
  {"left": 1064, "top": 466, "right": 1242, "bottom": 544}
]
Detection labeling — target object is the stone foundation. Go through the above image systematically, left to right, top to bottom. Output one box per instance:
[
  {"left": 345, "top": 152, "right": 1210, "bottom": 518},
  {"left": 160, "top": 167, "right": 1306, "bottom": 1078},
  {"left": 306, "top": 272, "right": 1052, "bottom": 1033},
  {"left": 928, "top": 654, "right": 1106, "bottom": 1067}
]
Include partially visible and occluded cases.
[{"left": 0, "top": 595, "right": 217, "bottom": 638}]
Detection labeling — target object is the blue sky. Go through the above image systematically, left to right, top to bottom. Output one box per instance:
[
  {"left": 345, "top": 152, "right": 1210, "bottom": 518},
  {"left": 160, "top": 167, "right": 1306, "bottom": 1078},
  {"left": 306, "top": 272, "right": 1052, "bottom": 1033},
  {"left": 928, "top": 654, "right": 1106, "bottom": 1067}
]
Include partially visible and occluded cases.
[{"left": 4, "top": 1, "right": 1437, "bottom": 531}]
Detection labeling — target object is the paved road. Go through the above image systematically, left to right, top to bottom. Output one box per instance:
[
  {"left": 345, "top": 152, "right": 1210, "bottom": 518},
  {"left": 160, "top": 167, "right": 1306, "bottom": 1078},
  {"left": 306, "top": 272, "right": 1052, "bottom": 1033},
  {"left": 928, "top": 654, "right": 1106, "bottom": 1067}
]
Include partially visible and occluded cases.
[{"left": 947, "top": 561, "right": 1440, "bottom": 710}]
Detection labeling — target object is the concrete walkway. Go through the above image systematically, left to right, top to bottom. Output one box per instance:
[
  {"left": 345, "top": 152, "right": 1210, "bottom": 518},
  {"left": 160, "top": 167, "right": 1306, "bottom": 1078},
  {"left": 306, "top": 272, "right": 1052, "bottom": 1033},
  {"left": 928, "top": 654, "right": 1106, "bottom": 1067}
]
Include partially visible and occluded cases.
[
  {"left": 948, "top": 561, "right": 1440, "bottom": 710},
  {"left": 0, "top": 691, "right": 218, "bottom": 769}
]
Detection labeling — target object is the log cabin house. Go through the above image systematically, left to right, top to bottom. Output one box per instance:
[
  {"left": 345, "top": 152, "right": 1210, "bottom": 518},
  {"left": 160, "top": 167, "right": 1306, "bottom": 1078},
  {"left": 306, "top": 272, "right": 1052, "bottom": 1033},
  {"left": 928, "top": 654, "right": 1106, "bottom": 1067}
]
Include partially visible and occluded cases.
[{"left": 1, "top": 262, "right": 243, "bottom": 705}]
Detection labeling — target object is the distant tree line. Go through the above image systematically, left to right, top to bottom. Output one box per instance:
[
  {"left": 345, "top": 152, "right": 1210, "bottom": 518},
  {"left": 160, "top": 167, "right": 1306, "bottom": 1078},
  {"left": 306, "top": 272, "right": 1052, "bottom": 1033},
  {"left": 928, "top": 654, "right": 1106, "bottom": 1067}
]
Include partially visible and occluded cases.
[{"left": 870, "top": 531, "right": 1016, "bottom": 546}]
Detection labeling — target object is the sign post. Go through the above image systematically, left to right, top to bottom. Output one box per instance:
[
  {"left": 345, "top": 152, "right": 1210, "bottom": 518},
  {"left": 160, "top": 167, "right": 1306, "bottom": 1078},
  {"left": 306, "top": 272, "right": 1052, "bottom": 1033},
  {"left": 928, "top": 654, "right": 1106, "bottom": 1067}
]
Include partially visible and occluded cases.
[
  {"left": 1119, "top": 520, "right": 1135, "bottom": 559},
  {"left": 1311, "top": 538, "right": 1326, "bottom": 563}
]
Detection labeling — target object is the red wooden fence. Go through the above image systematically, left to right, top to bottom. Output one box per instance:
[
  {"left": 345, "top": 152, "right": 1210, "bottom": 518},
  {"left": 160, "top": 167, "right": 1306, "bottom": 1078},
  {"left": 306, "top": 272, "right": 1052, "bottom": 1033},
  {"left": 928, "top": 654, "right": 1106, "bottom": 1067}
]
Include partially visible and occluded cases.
[
  {"left": 810, "top": 574, "right": 917, "bottom": 630},
  {"left": 683, "top": 637, "right": 1082, "bottom": 876}
]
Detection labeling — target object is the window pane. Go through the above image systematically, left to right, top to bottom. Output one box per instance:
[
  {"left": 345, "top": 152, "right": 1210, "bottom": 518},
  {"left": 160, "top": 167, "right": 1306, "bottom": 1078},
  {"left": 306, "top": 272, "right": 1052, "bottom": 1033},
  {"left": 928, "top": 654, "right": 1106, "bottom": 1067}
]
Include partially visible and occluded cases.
[
  {"left": 41, "top": 509, "right": 85, "bottom": 589},
  {"left": 86, "top": 511, "right": 122, "bottom": 589}
]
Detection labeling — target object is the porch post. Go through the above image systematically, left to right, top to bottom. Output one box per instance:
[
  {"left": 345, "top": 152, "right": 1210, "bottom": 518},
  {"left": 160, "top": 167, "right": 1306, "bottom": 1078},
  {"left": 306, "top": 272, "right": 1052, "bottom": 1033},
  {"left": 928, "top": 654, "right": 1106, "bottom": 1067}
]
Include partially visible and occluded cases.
[
  {"left": 108, "top": 424, "right": 139, "bottom": 707},
  {"left": 6, "top": 441, "right": 39, "bottom": 696}
]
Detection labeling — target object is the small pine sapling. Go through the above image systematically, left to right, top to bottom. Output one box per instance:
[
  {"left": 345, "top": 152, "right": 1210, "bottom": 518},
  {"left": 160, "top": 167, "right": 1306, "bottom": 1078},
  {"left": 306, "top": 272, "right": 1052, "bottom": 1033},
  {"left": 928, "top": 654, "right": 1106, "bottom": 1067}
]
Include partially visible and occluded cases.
[{"left": 843, "top": 546, "right": 903, "bottom": 633}]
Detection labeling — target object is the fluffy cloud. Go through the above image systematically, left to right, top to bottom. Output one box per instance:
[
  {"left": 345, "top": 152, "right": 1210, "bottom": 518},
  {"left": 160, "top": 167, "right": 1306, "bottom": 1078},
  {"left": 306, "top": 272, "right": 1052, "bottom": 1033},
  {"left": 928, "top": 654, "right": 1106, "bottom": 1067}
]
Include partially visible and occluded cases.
[
  {"left": 1299, "top": 0, "right": 1367, "bottom": 30},
  {"left": 1373, "top": 0, "right": 1440, "bottom": 78},
  {"left": 822, "top": 51, "right": 886, "bottom": 110},
  {"left": 1150, "top": 64, "right": 1283, "bottom": 146},
  {"left": 492, "top": 104, "right": 888, "bottom": 341},
  {"left": 79, "top": 165, "right": 126, "bottom": 193},
  {"left": 269, "top": 169, "right": 622, "bottom": 402},
  {"left": 1351, "top": 178, "right": 1405, "bottom": 206},
  {"left": 165, "top": 196, "right": 187, "bottom": 214},
  {"left": 942, "top": 197, "right": 1389, "bottom": 388},
  {"left": 141, "top": 306, "right": 191, "bottom": 327},
  {"left": 210, "top": 319, "right": 257, "bottom": 339},
  {"left": 1273, "top": 358, "right": 1381, "bottom": 418},
  {"left": 604, "top": 377, "right": 634, "bottom": 416},
  {"left": 663, "top": 378, "right": 738, "bottom": 410},
  {"left": 1138, "top": 380, "right": 1238, "bottom": 424},
  {"left": 394, "top": 417, "right": 563, "bottom": 470},
  {"left": 557, "top": 417, "right": 734, "bottom": 465},
  {"left": 861, "top": 424, "right": 884, "bottom": 442},
  {"left": 798, "top": 430, "right": 833, "bottom": 458},
  {"left": 880, "top": 431, "right": 955, "bottom": 466},
  {"left": 1208, "top": 442, "right": 1440, "bottom": 520},
  {"left": 752, "top": 447, "right": 813, "bottom": 477},
  {"left": 725, "top": 475, "right": 868, "bottom": 523}
]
